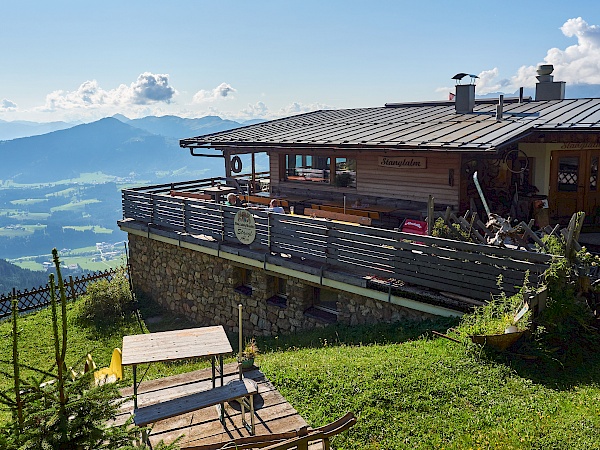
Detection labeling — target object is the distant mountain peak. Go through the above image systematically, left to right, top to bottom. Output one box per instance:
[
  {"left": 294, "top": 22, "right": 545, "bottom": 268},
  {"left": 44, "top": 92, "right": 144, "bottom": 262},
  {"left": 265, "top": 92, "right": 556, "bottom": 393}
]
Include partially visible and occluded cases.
[{"left": 111, "top": 113, "right": 132, "bottom": 123}]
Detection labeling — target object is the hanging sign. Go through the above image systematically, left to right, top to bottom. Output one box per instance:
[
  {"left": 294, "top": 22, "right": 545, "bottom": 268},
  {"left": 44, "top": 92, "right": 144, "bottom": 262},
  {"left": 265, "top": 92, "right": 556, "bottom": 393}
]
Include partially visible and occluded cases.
[
  {"left": 378, "top": 156, "right": 427, "bottom": 169},
  {"left": 234, "top": 209, "right": 256, "bottom": 245}
]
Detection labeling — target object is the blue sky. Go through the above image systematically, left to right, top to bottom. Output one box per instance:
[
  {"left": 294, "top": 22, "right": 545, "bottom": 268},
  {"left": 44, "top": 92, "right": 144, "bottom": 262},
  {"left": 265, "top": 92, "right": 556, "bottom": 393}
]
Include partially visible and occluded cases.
[{"left": 1, "top": 0, "right": 599, "bottom": 123}]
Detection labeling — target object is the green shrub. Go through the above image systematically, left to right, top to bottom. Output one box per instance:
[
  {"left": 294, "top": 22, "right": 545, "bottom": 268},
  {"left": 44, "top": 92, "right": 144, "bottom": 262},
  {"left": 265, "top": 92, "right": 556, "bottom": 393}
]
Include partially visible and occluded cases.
[
  {"left": 431, "top": 217, "right": 471, "bottom": 241},
  {"left": 79, "top": 267, "right": 133, "bottom": 324},
  {"left": 457, "top": 276, "right": 530, "bottom": 337}
]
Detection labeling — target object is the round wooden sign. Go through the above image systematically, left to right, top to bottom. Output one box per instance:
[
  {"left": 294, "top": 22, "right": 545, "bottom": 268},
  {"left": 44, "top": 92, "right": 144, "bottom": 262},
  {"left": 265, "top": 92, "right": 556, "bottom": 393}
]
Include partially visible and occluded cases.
[{"left": 234, "top": 209, "right": 256, "bottom": 245}]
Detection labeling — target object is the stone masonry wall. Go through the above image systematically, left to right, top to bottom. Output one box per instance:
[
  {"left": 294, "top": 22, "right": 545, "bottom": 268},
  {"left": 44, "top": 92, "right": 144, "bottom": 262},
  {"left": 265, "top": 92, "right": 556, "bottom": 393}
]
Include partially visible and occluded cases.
[{"left": 128, "top": 234, "right": 433, "bottom": 336}]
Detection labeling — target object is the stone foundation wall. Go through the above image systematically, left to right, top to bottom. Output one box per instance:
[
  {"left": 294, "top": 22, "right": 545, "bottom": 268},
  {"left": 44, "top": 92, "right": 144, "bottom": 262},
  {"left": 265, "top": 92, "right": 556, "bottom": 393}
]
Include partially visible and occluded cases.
[{"left": 128, "top": 234, "right": 433, "bottom": 336}]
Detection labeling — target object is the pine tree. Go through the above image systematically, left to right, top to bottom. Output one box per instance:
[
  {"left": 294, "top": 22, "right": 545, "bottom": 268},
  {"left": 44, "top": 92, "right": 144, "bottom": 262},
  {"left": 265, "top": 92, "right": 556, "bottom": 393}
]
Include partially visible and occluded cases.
[{"left": 0, "top": 249, "right": 179, "bottom": 449}]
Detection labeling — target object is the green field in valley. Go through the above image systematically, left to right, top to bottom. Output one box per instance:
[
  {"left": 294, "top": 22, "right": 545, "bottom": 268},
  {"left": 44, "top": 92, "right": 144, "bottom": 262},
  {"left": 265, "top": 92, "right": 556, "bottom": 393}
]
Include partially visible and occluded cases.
[
  {"left": 10, "top": 198, "right": 48, "bottom": 206},
  {"left": 50, "top": 199, "right": 101, "bottom": 212},
  {"left": 0, "top": 224, "right": 46, "bottom": 238},
  {"left": 62, "top": 225, "right": 113, "bottom": 234}
]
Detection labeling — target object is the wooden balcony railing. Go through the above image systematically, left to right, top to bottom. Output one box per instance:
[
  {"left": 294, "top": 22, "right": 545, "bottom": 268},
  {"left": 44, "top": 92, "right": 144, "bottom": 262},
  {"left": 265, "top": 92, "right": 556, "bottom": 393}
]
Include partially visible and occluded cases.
[{"left": 120, "top": 179, "right": 555, "bottom": 303}]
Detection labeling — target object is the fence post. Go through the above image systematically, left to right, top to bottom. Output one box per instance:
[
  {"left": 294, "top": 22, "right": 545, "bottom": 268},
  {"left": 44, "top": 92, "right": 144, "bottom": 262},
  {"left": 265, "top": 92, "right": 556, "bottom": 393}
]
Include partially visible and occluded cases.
[
  {"left": 427, "top": 195, "right": 435, "bottom": 236},
  {"left": 68, "top": 276, "right": 75, "bottom": 301}
]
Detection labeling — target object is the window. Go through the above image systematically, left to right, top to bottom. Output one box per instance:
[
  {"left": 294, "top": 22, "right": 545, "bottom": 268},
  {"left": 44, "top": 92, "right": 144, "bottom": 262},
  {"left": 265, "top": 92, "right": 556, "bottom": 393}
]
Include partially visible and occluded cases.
[
  {"left": 284, "top": 154, "right": 356, "bottom": 188},
  {"left": 285, "top": 154, "right": 330, "bottom": 183},
  {"left": 557, "top": 156, "right": 579, "bottom": 192},
  {"left": 590, "top": 156, "right": 598, "bottom": 192},
  {"left": 334, "top": 158, "right": 356, "bottom": 187},
  {"left": 235, "top": 267, "right": 253, "bottom": 296},
  {"left": 267, "top": 276, "right": 287, "bottom": 308},
  {"left": 275, "top": 277, "right": 287, "bottom": 296},
  {"left": 304, "top": 287, "right": 338, "bottom": 323},
  {"left": 314, "top": 287, "right": 338, "bottom": 314}
]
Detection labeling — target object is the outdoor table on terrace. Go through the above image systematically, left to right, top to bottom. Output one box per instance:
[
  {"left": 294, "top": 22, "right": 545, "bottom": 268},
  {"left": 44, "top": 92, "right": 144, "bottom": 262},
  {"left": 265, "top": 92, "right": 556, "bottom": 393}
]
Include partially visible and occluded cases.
[
  {"left": 203, "top": 185, "right": 237, "bottom": 203},
  {"left": 122, "top": 326, "right": 233, "bottom": 409}
]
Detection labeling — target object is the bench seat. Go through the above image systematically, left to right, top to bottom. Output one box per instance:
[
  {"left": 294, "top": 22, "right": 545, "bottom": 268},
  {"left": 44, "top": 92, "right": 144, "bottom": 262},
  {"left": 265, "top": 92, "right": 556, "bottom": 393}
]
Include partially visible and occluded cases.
[
  {"left": 303, "top": 208, "right": 372, "bottom": 226},
  {"left": 134, "top": 378, "right": 257, "bottom": 434}
]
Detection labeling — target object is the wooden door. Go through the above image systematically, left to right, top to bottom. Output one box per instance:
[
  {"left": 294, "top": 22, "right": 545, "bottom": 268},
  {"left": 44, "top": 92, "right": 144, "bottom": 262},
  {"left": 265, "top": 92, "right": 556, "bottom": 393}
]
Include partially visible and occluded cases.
[{"left": 549, "top": 150, "right": 600, "bottom": 220}]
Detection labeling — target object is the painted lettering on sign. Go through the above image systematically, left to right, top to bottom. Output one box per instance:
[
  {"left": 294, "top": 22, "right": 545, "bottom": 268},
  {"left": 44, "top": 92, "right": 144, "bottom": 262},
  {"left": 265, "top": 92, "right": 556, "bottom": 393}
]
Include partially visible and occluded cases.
[
  {"left": 559, "top": 143, "right": 600, "bottom": 150},
  {"left": 378, "top": 157, "right": 427, "bottom": 169},
  {"left": 234, "top": 209, "right": 256, "bottom": 245}
]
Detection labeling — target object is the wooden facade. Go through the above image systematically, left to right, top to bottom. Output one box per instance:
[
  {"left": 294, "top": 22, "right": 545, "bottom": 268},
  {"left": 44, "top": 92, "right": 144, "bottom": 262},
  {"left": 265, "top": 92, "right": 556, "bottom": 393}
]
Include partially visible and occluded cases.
[{"left": 269, "top": 150, "right": 462, "bottom": 208}]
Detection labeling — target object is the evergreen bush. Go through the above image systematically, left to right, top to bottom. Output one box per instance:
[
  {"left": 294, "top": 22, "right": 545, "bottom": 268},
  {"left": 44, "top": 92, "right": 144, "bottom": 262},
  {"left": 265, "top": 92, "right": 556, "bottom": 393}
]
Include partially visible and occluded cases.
[{"left": 79, "top": 267, "right": 134, "bottom": 324}]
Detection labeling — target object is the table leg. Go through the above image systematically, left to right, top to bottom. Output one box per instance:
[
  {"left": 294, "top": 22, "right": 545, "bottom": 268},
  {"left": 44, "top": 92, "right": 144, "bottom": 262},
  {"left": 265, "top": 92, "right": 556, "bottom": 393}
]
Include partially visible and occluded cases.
[
  {"left": 219, "top": 355, "right": 224, "bottom": 387},
  {"left": 211, "top": 356, "right": 216, "bottom": 389},
  {"left": 133, "top": 364, "right": 138, "bottom": 409}
]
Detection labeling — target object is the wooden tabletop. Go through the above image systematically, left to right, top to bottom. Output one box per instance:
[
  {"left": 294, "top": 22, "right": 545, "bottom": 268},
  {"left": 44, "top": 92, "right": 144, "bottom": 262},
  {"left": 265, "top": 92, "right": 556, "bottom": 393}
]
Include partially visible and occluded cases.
[
  {"left": 203, "top": 186, "right": 237, "bottom": 194},
  {"left": 122, "top": 326, "right": 233, "bottom": 366}
]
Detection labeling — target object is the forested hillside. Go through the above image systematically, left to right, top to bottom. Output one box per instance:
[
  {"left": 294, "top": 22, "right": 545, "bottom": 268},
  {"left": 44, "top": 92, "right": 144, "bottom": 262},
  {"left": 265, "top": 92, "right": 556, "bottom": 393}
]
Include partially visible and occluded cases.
[{"left": 0, "top": 258, "right": 49, "bottom": 293}]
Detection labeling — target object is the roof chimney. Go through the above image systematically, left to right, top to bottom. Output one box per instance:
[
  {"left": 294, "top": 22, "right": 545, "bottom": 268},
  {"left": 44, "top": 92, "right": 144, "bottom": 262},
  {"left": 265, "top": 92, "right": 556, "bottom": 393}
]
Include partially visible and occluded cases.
[
  {"left": 535, "top": 65, "right": 565, "bottom": 101},
  {"left": 452, "top": 73, "right": 478, "bottom": 113},
  {"left": 455, "top": 84, "right": 475, "bottom": 113},
  {"left": 496, "top": 95, "right": 504, "bottom": 121}
]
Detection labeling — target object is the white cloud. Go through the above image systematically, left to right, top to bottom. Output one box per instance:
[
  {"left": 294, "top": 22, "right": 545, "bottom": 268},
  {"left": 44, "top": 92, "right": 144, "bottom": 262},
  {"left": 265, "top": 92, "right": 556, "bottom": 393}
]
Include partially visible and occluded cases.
[
  {"left": 439, "top": 17, "right": 600, "bottom": 98},
  {"left": 512, "top": 17, "right": 600, "bottom": 88},
  {"left": 475, "top": 68, "right": 511, "bottom": 95},
  {"left": 41, "top": 72, "right": 177, "bottom": 112},
  {"left": 130, "top": 73, "right": 177, "bottom": 104},
  {"left": 192, "top": 83, "right": 236, "bottom": 103},
  {"left": 0, "top": 99, "right": 17, "bottom": 110},
  {"left": 231, "top": 101, "right": 332, "bottom": 121},
  {"left": 241, "top": 101, "right": 269, "bottom": 118},
  {"left": 278, "top": 101, "right": 331, "bottom": 115}
]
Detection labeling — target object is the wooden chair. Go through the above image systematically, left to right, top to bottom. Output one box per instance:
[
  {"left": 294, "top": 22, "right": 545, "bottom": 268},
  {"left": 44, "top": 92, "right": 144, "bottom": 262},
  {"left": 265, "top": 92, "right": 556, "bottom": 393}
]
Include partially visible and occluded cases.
[{"left": 181, "top": 412, "right": 356, "bottom": 450}]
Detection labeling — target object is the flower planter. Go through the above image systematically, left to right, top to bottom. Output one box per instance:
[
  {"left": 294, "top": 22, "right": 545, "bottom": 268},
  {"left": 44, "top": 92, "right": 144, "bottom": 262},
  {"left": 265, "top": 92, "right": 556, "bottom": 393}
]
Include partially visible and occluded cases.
[{"left": 240, "top": 357, "right": 255, "bottom": 370}]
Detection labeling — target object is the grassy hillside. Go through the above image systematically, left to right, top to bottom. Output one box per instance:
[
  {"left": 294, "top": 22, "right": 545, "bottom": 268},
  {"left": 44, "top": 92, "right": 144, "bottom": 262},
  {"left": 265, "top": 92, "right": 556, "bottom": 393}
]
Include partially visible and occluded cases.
[{"left": 1, "top": 296, "right": 599, "bottom": 449}]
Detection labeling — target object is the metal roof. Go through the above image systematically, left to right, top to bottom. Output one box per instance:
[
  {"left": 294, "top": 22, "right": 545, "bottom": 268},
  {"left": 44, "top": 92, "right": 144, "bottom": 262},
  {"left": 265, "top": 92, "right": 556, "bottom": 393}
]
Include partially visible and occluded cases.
[{"left": 180, "top": 98, "right": 600, "bottom": 153}]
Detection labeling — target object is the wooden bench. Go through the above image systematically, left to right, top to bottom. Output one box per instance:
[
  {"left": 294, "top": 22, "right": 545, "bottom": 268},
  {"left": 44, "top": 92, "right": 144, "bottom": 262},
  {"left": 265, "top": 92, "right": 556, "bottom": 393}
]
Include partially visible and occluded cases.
[
  {"left": 170, "top": 190, "right": 212, "bottom": 201},
  {"left": 242, "top": 195, "right": 289, "bottom": 208},
  {"left": 311, "top": 204, "right": 380, "bottom": 220},
  {"left": 304, "top": 208, "right": 372, "bottom": 226},
  {"left": 134, "top": 378, "right": 257, "bottom": 436},
  {"left": 182, "top": 412, "right": 356, "bottom": 450}
]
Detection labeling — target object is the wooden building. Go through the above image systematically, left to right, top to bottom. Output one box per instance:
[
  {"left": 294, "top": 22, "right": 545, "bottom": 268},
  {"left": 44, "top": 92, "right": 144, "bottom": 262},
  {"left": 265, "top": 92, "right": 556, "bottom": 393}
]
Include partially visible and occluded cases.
[
  {"left": 119, "top": 67, "right": 591, "bottom": 335},
  {"left": 180, "top": 67, "right": 600, "bottom": 226}
]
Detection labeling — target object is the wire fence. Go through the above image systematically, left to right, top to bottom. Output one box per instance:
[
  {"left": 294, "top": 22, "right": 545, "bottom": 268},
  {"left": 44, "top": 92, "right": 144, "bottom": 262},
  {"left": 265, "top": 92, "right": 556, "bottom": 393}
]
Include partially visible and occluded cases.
[{"left": 0, "top": 268, "right": 121, "bottom": 320}]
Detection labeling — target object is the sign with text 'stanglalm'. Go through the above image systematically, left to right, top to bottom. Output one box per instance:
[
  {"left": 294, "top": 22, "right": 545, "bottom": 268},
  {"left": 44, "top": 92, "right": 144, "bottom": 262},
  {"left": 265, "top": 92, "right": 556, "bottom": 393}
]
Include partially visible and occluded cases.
[{"left": 378, "top": 156, "right": 427, "bottom": 169}]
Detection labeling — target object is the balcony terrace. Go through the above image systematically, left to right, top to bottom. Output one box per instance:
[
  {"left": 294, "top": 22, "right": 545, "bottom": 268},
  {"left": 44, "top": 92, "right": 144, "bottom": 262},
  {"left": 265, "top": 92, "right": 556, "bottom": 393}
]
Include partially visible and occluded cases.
[{"left": 119, "top": 176, "right": 553, "bottom": 317}]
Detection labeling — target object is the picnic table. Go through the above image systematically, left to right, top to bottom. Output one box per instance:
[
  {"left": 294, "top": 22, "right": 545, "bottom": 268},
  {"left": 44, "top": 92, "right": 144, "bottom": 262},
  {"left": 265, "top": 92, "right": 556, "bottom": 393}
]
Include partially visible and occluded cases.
[{"left": 122, "top": 326, "right": 233, "bottom": 409}]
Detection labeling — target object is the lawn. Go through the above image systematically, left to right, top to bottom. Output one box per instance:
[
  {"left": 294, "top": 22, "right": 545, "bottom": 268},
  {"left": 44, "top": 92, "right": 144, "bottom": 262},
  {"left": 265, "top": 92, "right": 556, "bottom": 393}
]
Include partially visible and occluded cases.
[{"left": 1, "top": 298, "right": 599, "bottom": 449}]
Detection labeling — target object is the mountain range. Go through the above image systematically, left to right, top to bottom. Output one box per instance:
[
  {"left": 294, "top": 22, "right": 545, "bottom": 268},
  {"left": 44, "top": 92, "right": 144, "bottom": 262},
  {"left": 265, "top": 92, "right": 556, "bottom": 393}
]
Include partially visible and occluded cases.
[
  {"left": 0, "top": 114, "right": 270, "bottom": 265},
  {"left": 0, "top": 115, "right": 261, "bottom": 184},
  {"left": 0, "top": 119, "right": 75, "bottom": 141}
]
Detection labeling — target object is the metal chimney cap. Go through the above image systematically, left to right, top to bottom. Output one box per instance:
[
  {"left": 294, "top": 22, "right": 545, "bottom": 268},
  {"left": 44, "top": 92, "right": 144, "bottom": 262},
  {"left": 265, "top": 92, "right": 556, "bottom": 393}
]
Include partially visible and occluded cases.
[{"left": 537, "top": 64, "right": 554, "bottom": 76}]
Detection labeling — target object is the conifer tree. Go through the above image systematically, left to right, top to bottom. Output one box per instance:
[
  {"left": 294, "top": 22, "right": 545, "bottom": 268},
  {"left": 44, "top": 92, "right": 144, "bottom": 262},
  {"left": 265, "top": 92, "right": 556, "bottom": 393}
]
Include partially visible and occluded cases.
[{"left": 0, "top": 249, "right": 179, "bottom": 449}]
